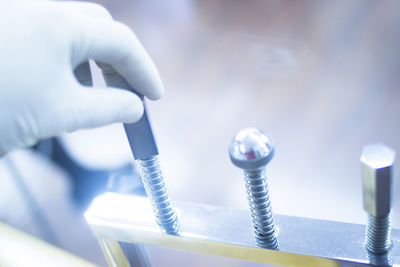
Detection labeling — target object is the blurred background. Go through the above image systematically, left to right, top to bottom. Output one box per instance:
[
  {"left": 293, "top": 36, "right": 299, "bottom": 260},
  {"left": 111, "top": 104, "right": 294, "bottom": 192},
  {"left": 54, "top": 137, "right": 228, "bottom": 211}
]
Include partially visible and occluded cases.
[{"left": 1, "top": 0, "right": 400, "bottom": 266}]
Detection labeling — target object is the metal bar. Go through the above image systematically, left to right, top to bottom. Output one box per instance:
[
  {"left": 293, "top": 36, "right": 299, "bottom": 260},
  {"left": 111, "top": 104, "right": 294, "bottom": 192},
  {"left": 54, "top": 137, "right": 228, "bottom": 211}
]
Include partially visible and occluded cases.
[
  {"left": 100, "top": 65, "right": 158, "bottom": 160},
  {"left": 123, "top": 105, "right": 159, "bottom": 160},
  {"left": 85, "top": 193, "right": 400, "bottom": 266},
  {"left": 0, "top": 222, "right": 98, "bottom": 267},
  {"left": 97, "top": 238, "right": 129, "bottom": 267},
  {"left": 119, "top": 242, "right": 153, "bottom": 267}
]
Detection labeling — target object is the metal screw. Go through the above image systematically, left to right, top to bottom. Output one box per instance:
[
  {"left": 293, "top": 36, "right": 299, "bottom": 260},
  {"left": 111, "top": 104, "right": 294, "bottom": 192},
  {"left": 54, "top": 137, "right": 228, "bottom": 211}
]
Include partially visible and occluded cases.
[
  {"left": 98, "top": 64, "right": 179, "bottom": 235},
  {"left": 229, "top": 128, "right": 279, "bottom": 250},
  {"left": 361, "top": 143, "right": 396, "bottom": 255},
  {"left": 138, "top": 156, "right": 179, "bottom": 235}
]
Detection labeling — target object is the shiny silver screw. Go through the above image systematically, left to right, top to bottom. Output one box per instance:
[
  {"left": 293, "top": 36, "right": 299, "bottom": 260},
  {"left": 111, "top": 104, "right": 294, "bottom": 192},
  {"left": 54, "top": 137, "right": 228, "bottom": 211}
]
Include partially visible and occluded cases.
[
  {"left": 229, "top": 128, "right": 279, "bottom": 250},
  {"left": 361, "top": 143, "right": 396, "bottom": 255},
  {"left": 138, "top": 156, "right": 179, "bottom": 235}
]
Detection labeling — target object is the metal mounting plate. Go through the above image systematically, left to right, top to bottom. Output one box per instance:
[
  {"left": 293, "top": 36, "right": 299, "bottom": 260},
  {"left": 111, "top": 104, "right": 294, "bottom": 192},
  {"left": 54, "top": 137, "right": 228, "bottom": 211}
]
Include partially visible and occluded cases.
[{"left": 85, "top": 193, "right": 400, "bottom": 266}]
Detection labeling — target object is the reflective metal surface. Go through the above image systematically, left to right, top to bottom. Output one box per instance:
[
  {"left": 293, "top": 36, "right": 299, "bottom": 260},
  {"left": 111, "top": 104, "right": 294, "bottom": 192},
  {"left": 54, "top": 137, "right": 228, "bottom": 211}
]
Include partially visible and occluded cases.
[
  {"left": 99, "top": 64, "right": 159, "bottom": 161},
  {"left": 99, "top": 65, "right": 179, "bottom": 235},
  {"left": 229, "top": 128, "right": 274, "bottom": 170},
  {"left": 229, "top": 128, "right": 278, "bottom": 250},
  {"left": 361, "top": 143, "right": 396, "bottom": 255},
  {"left": 361, "top": 144, "right": 395, "bottom": 217},
  {"left": 138, "top": 156, "right": 179, "bottom": 234},
  {"left": 241, "top": 167, "right": 278, "bottom": 250},
  {"left": 85, "top": 193, "right": 400, "bottom": 266},
  {"left": 119, "top": 242, "right": 153, "bottom": 267}
]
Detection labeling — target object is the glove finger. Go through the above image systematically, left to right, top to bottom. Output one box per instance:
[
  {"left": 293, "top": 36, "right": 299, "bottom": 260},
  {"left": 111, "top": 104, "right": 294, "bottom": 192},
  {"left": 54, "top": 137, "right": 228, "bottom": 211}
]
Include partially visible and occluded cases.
[
  {"left": 62, "top": 1, "right": 113, "bottom": 20},
  {"left": 71, "top": 17, "right": 164, "bottom": 100},
  {"left": 73, "top": 61, "right": 92, "bottom": 86},
  {"left": 95, "top": 62, "right": 144, "bottom": 100},
  {"left": 61, "top": 85, "right": 144, "bottom": 132}
]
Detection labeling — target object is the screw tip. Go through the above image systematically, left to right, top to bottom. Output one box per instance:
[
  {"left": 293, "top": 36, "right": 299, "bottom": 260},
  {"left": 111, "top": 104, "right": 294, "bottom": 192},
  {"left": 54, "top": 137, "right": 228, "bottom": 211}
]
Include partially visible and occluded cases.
[{"left": 229, "top": 128, "right": 274, "bottom": 169}]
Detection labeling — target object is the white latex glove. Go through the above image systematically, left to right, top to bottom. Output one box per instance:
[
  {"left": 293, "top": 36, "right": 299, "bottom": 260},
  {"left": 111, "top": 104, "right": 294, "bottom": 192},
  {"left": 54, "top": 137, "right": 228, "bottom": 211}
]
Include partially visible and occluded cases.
[{"left": 0, "top": 0, "right": 164, "bottom": 156}]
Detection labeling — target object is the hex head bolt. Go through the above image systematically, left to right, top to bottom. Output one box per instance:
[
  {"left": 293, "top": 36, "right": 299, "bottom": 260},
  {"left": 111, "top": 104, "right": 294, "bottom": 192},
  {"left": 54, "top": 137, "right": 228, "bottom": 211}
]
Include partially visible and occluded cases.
[
  {"left": 229, "top": 128, "right": 279, "bottom": 250},
  {"left": 361, "top": 143, "right": 396, "bottom": 255}
]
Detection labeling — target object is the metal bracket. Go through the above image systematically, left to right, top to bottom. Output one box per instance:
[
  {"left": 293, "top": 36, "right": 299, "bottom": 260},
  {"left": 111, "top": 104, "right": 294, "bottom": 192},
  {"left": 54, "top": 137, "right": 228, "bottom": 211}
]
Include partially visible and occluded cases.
[{"left": 85, "top": 192, "right": 400, "bottom": 266}]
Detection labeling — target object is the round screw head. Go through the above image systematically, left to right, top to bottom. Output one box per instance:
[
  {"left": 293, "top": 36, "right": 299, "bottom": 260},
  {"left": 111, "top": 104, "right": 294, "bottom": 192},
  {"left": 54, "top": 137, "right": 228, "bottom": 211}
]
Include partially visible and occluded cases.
[{"left": 229, "top": 128, "right": 274, "bottom": 170}]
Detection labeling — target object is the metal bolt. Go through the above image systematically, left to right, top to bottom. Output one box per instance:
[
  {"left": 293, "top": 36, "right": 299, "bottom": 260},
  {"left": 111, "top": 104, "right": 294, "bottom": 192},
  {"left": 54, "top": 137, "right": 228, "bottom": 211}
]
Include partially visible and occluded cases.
[
  {"left": 98, "top": 64, "right": 179, "bottom": 235},
  {"left": 229, "top": 128, "right": 279, "bottom": 250},
  {"left": 361, "top": 143, "right": 395, "bottom": 255},
  {"left": 138, "top": 156, "right": 179, "bottom": 235}
]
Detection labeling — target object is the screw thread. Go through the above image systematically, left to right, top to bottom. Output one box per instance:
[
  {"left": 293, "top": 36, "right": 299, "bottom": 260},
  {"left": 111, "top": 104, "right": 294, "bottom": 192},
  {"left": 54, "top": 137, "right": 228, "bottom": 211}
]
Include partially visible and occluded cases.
[
  {"left": 138, "top": 156, "right": 179, "bottom": 234},
  {"left": 244, "top": 168, "right": 278, "bottom": 250},
  {"left": 366, "top": 214, "right": 391, "bottom": 254},
  {"left": 367, "top": 251, "right": 391, "bottom": 266}
]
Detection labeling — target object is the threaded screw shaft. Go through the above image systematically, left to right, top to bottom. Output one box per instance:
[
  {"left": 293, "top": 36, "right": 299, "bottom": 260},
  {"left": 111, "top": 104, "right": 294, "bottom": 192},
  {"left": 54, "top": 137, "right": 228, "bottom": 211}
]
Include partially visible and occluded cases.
[
  {"left": 229, "top": 128, "right": 279, "bottom": 250},
  {"left": 138, "top": 156, "right": 179, "bottom": 234},
  {"left": 244, "top": 168, "right": 278, "bottom": 249},
  {"left": 366, "top": 214, "right": 391, "bottom": 254},
  {"left": 367, "top": 251, "right": 391, "bottom": 267}
]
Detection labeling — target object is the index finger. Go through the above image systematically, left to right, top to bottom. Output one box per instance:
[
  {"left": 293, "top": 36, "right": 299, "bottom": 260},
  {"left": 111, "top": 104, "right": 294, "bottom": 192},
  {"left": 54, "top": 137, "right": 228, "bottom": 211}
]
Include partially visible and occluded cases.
[{"left": 71, "top": 16, "right": 164, "bottom": 100}]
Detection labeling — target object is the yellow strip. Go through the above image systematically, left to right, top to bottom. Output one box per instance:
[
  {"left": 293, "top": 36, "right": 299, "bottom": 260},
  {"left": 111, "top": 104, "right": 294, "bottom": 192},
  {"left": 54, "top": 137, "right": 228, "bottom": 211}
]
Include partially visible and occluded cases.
[
  {"left": 0, "top": 222, "right": 98, "bottom": 267},
  {"left": 92, "top": 223, "right": 340, "bottom": 267},
  {"left": 97, "top": 238, "right": 130, "bottom": 267}
]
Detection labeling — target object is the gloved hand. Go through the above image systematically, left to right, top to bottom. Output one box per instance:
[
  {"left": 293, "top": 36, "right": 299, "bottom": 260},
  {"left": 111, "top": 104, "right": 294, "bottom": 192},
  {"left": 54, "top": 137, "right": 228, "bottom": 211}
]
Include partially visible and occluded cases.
[{"left": 0, "top": 0, "right": 164, "bottom": 156}]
